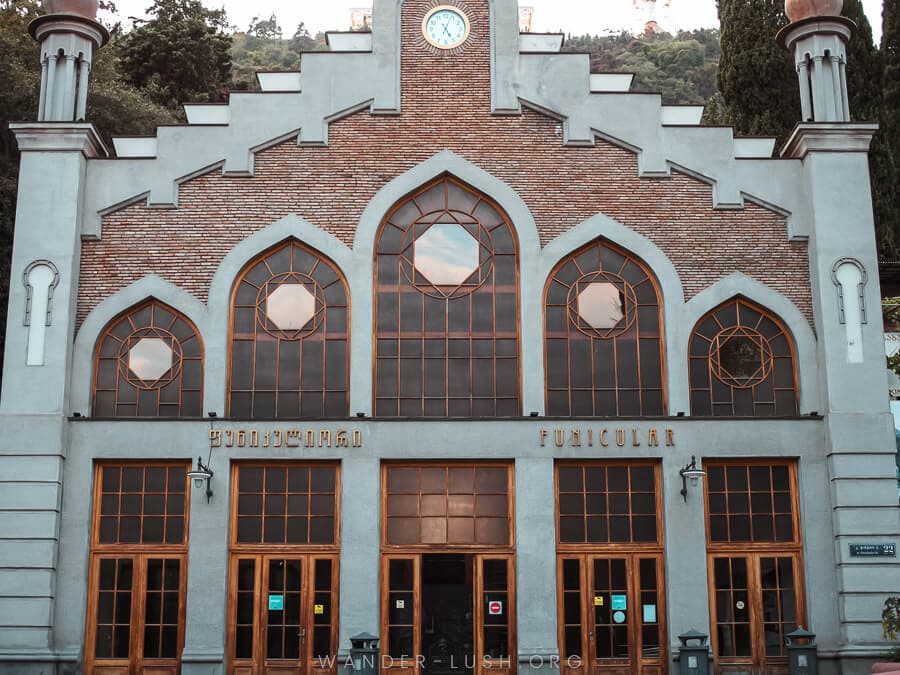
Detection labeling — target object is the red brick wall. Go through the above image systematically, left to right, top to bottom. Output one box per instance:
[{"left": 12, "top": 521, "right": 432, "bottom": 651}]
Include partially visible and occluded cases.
[{"left": 78, "top": 0, "right": 812, "bottom": 327}]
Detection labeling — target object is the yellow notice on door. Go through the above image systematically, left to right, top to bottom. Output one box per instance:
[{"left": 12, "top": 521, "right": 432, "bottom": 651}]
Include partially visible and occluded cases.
[
  {"left": 594, "top": 596, "right": 603, "bottom": 606},
  {"left": 314, "top": 605, "right": 325, "bottom": 615}
]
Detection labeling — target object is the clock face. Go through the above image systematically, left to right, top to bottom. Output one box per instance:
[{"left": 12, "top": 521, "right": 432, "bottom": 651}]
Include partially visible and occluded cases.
[{"left": 423, "top": 6, "right": 470, "bottom": 49}]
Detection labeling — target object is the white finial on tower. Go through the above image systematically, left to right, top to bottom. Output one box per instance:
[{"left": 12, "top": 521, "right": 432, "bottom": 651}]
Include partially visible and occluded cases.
[
  {"left": 30, "top": 0, "right": 109, "bottom": 122},
  {"left": 778, "top": 0, "right": 854, "bottom": 123}
]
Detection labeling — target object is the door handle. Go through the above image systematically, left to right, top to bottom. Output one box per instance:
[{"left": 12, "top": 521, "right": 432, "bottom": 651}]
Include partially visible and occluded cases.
[{"left": 299, "top": 627, "right": 306, "bottom": 640}]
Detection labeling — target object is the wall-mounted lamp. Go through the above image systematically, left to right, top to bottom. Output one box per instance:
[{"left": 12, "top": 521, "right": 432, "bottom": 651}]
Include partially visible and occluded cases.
[
  {"left": 207, "top": 412, "right": 217, "bottom": 418},
  {"left": 356, "top": 412, "right": 366, "bottom": 418},
  {"left": 529, "top": 412, "right": 539, "bottom": 417},
  {"left": 679, "top": 455, "right": 706, "bottom": 503},
  {"left": 187, "top": 456, "right": 214, "bottom": 503}
]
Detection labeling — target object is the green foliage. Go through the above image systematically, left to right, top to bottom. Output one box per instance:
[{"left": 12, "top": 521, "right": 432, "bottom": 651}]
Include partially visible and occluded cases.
[
  {"left": 118, "top": 0, "right": 232, "bottom": 110},
  {"left": 716, "top": 0, "right": 799, "bottom": 147},
  {"left": 878, "top": 0, "right": 900, "bottom": 260},
  {"left": 231, "top": 21, "right": 326, "bottom": 91},
  {"left": 563, "top": 29, "right": 721, "bottom": 105},
  {"left": 885, "top": 596, "right": 900, "bottom": 642}
]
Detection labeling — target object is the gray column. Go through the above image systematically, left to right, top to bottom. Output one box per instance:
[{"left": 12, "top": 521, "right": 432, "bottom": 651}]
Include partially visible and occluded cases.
[
  {"left": 0, "top": 126, "right": 105, "bottom": 667},
  {"left": 784, "top": 126, "right": 900, "bottom": 655},
  {"left": 661, "top": 452, "right": 710, "bottom": 666},
  {"left": 181, "top": 454, "right": 229, "bottom": 675},
  {"left": 338, "top": 456, "right": 381, "bottom": 655},
  {"left": 514, "top": 457, "right": 558, "bottom": 670}
]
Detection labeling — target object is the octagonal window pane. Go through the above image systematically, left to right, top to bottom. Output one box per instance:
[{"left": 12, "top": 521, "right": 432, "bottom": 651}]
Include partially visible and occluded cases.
[
  {"left": 414, "top": 223, "right": 479, "bottom": 286},
  {"left": 577, "top": 283, "right": 624, "bottom": 330},
  {"left": 266, "top": 284, "right": 316, "bottom": 331},
  {"left": 719, "top": 336, "right": 763, "bottom": 382},
  {"left": 129, "top": 338, "right": 174, "bottom": 381}
]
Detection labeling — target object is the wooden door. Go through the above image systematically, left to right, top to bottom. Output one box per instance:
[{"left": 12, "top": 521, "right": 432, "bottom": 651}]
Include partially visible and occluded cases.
[
  {"left": 710, "top": 554, "right": 803, "bottom": 674},
  {"left": 86, "top": 555, "right": 186, "bottom": 675},
  {"left": 229, "top": 555, "right": 338, "bottom": 675},
  {"left": 381, "top": 555, "right": 421, "bottom": 674},
  {"left": 474, "top": 555, "right": 515, "bottom": 675},
  {"left": 558, "top": 555, "right": 665, "bottom": 675}
]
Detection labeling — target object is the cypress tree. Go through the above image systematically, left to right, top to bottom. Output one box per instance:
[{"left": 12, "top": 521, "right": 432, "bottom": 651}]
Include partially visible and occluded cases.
[
  {"left": 716, "top": 0, "right": 799, "bottom": 148},
  {"left": 842, "top": 0, "right": 882, "bottom": 121},
  {"left": 878, "top": 0, "right": 900, "bottom": 259}
]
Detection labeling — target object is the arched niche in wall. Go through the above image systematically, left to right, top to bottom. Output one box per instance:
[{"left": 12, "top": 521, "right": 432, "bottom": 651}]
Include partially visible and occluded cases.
[
  {"left": 373, "top": 175, "right": 520, "bottom": 418},
  {"left": 228, "top": 238, "right": 350, "bottom": 419},
  {"left": 543, "top": 239, "right": 666, "bottom": 417},
  {"left": 831, "top": 258, "right": 867, "bottom": 364},
  {"left": 23, "top": 260, "right": 60, "bottom": 367},
  {"left": 688, "top": 297, "right": 798, "bottom": 417},
  {"left": 93, "top": 299, "right": 204, "bottom": 417}
]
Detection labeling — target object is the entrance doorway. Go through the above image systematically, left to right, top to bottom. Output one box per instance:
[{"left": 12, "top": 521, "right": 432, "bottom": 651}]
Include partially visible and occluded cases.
[
  {"left": 704, "top": 461, "right": 806, "bottom": 674},
  {"left": 555, "top": 462, "right": 668, "bottom": 675},
  {"left": 84, "top": 463, "right": 191, "bottom": 675},
  {"left": 226, "top": 463, "right": 341, "bottom": 675},
  {"left": 381, "top": 463, "right": 516, "bottom": 675},
  {"left": 228, "top": 554, "right": 338, "bottom": 675},
  {"left": 383, "top": 554, "right": 515, "bottom": 675},
  {"left": 422, "top": 555, "right": 474, "bottom": 675},
  {"left": 558, "top": 555, "right": 666, "bottom": 675}
]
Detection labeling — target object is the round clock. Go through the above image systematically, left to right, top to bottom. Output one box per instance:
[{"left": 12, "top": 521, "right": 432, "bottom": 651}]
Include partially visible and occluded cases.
[{"left": 422, "top": 6, "right": 471, "bottom": 49}]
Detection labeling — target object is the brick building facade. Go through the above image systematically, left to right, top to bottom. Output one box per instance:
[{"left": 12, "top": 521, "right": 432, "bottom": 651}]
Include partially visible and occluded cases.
[{"left": 1, "top": 0, "right": 898, "bottom": 674}]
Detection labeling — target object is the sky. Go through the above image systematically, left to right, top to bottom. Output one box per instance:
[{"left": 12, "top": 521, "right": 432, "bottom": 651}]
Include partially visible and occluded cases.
[{"left": 106, "top": 0, "right": 885, "bottom": 43}]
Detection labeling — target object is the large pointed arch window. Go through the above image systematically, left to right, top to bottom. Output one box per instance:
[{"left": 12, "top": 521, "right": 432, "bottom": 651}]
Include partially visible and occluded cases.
[
  {"left": 374, "top": 176, "right": 520, "bottom": 417},
  {"left": 229, "top": 240, "right": 350, "bottom": 419},
  {"left": 544, "top": 240, "right": 665, "bottom": 417},
  {"left": 689, "top": 297, "right": 798, "bottom": 417},
  {"left": 93, "top": 299, "right": 203, "bottom": 417}
]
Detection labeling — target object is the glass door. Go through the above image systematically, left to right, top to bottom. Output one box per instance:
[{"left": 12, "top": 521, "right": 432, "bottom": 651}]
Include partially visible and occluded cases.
[
  {"left": 85, "top": 462, "right": 190, "bottom": 675},
  {"left": 381, "top": 554, "right": 516, "bottom": 675},
  {"left": 711, "top": 554, "right": 802, "bottom": 674},
  {"left": 86, "top": 555, "right": 186, "bottom": 675},
  {"left": 229, "top": 555, "right": 337, "bottom": 675},
  {"left": 558, "top": 555, "right": 665, "bottom": 675}
]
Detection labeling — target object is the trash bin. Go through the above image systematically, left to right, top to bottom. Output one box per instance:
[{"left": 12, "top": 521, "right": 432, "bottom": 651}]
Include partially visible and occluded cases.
[
  {"left": 786, "top": 627, "right": 818, "bottom": 675},
  {"left": 678, "top": 629, "right": 710, "bottom": 675},
  {"left": 349, "top": 633, "right": 380, "bottom": 675}
]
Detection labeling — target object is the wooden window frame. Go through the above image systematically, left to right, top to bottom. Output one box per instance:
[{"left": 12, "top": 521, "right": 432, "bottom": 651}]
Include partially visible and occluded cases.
[
  {"left": 373, "top": 176, "right": 522, "bottom": 419},
  {"left": 227, "top": 239, "right": 351, "bottom": 419},
  {"left": 544, "top": 240, "right": 667, "bottom": 418},
  {"left": 689, "top": 297, "right": 799, "bottom": 417},
  {"left": 92, "top": 300, "right": 204, "bottom": 418},
  {"left": 704, "top": 460, "right": 806, "bottom": 673},
  {"left": 84, "top": 461, "right": 191, "bottom": 675},
  {"left": 381, "top": 461, "right": 516, "bottom": 552},
  {"left": 555, "top": 461, "right": 667, "bottom": 675},
  {"left": 555, "top": 461, "right": 664, "bottom": 551},
  {"left": 226, "top": 462, "right": 342, "bottom": 675}
]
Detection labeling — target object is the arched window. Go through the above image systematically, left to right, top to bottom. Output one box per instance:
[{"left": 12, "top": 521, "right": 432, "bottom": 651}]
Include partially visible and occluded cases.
[
  {"left": 374, "top": 176, "right": 520, "bottom": 417},
  {"left": 228, "top": 240, "right": 349, "bottom": 419},
  {"left": 544, "top": 240, "right": 665, "bottom": 416},
  {"left": 689, "top": 297, "right": 798, "bottom": 417},
  {"left": 93, "top": 299, "right": 203, "bottom": 417}
]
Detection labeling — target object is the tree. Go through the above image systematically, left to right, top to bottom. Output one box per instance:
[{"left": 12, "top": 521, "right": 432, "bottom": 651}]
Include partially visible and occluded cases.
[
  {"left": 118, "top": 0, "right": 232, "bottom": 111},
  {"left": 716, "top": 0, "right": 799, "bottom": 147},
  {"left": 878, "top": 0, "right": 900, "bottom": 259},
  {"left": 248, "top": 14, "right": 282, "bottom": 41},
  {"left": 563, "top": 29, "right": 722, "bottom": 105}
]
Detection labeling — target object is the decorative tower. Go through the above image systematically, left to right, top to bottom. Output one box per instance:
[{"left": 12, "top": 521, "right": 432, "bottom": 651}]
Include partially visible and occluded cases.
[
  {"left": 30, "top": 0, "right": 108, "bottom": 121},
  {"left": 778, "top": 0, "right": 854, "bottom": 122},
  {"left": 779, "top": 0, "right": 900, "bottom": 660}
]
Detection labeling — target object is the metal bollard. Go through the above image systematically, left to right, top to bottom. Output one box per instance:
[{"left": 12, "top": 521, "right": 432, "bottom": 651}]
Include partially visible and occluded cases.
[
  {"left": 786, "top": 627, "right": 818, "bottom": 675},
  {"left": 677, "top": 629, "right": 710, "bottom": 675},
  {"left": 349, "top": 632, "right": 380, "bottom": 675}
]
